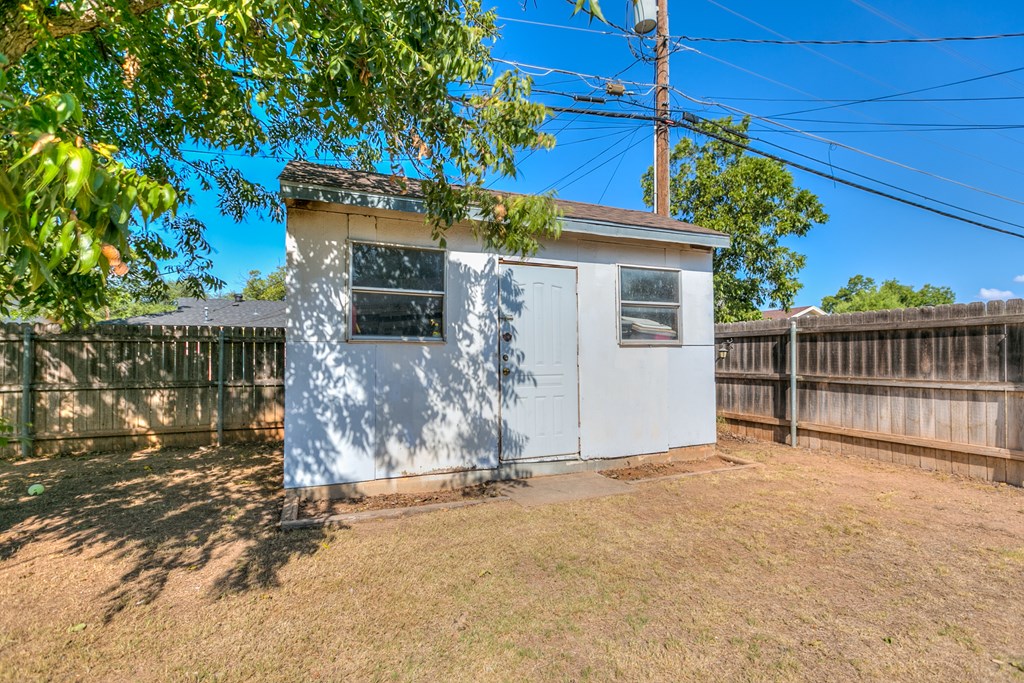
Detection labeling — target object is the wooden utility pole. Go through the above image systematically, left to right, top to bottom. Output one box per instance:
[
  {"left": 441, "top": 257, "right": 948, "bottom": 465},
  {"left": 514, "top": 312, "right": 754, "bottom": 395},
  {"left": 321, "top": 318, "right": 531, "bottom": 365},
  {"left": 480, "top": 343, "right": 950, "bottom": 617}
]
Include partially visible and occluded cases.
[{"left": 654, "top": 0, "right": 670, "bottom": 216}]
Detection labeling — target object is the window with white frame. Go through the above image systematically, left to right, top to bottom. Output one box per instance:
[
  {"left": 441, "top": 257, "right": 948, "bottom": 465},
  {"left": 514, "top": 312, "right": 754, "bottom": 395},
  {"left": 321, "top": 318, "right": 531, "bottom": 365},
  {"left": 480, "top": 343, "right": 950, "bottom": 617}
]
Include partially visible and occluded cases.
[
  {"left": 349, "top": 241, "right": 446, "bottom": 340},
  {"left": 618, "top": 265, "right": 681, "bottom": 344}
]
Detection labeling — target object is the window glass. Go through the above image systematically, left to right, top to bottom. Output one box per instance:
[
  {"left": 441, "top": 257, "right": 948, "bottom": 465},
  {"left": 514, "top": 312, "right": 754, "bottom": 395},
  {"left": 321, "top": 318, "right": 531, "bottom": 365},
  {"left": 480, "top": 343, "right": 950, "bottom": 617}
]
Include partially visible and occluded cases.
[
  {"left": 350, "top": 242, "right": 445, "bottom": 340},
  {"left": 351, "top": 243, "right": 445, "bottom": 292},
  {"left": 619, "top": 266, "right": 681, "bottom": 345},
  {"left": 620, "top": 267, "right": 679, "bottom": 303},
  {"left": 351, "top": 292, "right": 444, "bottom": 338},
  {"left": 620, "top": 306, "right": 678, "bottom": 342}
]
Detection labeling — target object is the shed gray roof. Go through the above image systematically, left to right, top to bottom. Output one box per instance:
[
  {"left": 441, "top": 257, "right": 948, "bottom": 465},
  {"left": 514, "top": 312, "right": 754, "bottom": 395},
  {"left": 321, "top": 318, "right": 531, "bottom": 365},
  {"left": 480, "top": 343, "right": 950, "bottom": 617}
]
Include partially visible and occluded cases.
[
  {"left": 279, "top": 161, "right": 729, "bottom": 248},
  {"left": 110, "top": 298, "right": 287, "bottom": 328}
]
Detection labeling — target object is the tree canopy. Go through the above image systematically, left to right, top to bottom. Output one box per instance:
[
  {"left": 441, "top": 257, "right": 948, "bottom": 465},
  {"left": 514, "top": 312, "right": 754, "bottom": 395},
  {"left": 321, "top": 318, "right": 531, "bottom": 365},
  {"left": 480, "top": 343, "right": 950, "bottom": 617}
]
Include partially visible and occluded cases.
[
  {"left": 1, "top": 0, "right": 564, "bottom": 325},
  {"left": 641, "top": 117, "right": 828, "bottom": 322},
  {"left": 240, "top": 266, "right": 285, "bottom": 302},
  {"left": 821, "top": 275, "right": 956, "bottom": 314},
  {"left": 100, "top": 276, "right": 185, "bottom": 320}
]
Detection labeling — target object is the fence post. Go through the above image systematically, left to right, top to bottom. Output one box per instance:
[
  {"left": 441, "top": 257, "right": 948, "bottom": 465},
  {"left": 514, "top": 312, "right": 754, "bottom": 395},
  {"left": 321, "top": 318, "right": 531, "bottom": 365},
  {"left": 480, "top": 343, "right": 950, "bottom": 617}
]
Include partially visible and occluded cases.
[
  {"left": 790, "top": 320, "right": 798, "bottom": 448},
  {"left": 20, "top": 325, "right": 33, "bottom": 458},
  {"left": 217, "top": 328, "right": 225, "bottom": 447}
]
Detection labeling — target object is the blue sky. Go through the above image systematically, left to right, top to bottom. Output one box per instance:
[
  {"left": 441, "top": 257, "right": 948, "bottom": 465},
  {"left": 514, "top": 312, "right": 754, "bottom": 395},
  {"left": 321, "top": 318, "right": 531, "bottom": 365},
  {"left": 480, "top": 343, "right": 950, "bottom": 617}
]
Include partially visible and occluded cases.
[{"left": 189, "top": 0, "right": 1024, "bottom": 306}]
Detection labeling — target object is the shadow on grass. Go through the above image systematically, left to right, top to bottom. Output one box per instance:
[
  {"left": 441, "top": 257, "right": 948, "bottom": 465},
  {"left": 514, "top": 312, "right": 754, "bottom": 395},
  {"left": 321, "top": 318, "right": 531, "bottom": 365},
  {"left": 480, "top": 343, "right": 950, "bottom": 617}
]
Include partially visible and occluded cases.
[{"left": 0, "top": 442, "right": 329, "bottom": 621}]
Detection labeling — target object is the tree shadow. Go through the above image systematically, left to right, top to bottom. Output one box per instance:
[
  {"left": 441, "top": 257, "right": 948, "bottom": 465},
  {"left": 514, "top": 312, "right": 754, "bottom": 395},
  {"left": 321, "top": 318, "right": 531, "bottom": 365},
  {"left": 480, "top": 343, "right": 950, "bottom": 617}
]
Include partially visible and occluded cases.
[
  {"left": 284, "top": 252, "right": 541, "bottom": 493},
  {"left": 0, "top": 319, "right": 285, "bottom": 461},
  {"left": 0, "top": 442, "right": 325, "bottom": 622}
]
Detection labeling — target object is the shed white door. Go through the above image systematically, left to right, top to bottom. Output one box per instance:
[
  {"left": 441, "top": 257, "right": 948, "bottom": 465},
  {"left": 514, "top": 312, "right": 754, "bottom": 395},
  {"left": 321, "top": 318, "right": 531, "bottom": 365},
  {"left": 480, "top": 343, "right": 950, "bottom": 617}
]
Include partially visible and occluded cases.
[{"left": 499, "top": 263, "right": 579, "bottom": 461}]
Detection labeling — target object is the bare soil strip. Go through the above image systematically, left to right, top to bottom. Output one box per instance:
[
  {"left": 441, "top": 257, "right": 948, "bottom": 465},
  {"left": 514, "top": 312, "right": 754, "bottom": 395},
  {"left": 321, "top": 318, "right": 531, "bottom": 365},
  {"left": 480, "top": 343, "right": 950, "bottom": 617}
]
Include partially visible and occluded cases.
[{"left": 600, "top": 454, "right": 741, "bottom": 480}]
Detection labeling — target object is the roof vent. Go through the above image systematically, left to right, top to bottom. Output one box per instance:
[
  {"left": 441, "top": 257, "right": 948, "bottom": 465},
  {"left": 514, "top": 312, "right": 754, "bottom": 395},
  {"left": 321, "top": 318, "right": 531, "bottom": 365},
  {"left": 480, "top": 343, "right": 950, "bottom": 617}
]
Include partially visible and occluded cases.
[
  {"left": 234, "top": 294, "right": 243, "bottom": 303},
  {"left": 203, "top": 306, "right": 210, "bottom": 323}
]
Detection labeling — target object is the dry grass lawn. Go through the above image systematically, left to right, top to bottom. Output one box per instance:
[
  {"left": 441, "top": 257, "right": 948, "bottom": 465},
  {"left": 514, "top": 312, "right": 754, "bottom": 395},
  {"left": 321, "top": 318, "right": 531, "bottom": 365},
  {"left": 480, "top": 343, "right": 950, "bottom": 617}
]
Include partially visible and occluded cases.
[{"left": 2, "top": 434, "right": 1024, "bottom": 682}]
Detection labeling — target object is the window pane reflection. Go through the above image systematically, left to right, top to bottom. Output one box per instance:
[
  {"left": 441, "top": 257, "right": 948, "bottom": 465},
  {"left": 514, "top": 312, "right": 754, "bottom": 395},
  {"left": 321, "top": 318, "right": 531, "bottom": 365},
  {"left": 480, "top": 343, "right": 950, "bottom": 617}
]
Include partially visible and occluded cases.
[
  {"left": 352, "top": 243, "right": 445, "bottom": 292},
  {"left": 620, "top": 267, "right": 679, "bottom": 303},
  {"left": 352, "top": 292, "right": 444, "bottom": 338},
  {"left": 620, "top": 305, "right": 678, "bottom": 341}
]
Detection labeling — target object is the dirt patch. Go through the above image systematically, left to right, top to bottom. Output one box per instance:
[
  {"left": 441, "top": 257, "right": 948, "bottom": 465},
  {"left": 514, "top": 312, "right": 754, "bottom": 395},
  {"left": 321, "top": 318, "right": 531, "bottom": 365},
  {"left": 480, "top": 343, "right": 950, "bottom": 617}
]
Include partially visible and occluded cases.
[
  {"left": 600, "top": 454, "right": 738, "bottom": 480},
  {"left": 297, "top": 481, "right": 502, "bottom": 519}
]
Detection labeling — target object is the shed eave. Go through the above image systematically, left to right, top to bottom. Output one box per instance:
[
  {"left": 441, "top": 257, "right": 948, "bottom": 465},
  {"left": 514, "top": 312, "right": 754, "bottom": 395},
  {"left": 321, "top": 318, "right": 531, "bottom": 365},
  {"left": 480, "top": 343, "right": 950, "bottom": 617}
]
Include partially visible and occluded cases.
[
  {"left": 280, "top": 181, "right": 731, "bottom": 249},
  {"left": 557, "top": 217, "right": 730, "bottom": 249}
]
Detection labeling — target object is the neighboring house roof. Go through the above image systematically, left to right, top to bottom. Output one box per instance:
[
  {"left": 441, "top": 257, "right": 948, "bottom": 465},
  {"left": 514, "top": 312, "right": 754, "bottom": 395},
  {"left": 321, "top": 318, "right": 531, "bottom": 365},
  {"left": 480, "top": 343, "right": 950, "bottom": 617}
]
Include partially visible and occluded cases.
[
  {"left": 278, "top": 161, "right": 730, "bottom": 249},
  {"left": 109, "top": 297, "right": 287, "bottom": 327},
  {"left": 761, "top": 305, "right": 827, "bottom": 320}
]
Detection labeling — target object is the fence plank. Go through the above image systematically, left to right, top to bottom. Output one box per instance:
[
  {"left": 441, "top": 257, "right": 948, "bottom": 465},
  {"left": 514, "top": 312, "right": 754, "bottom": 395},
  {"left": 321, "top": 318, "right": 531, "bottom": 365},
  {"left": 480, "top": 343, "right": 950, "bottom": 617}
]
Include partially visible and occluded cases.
[
  {"left": 716, "top": 301, "right": 1024, "bottom": 486},
  {"left": 0, "top": 323, "right": 284, "bottom": 457}
]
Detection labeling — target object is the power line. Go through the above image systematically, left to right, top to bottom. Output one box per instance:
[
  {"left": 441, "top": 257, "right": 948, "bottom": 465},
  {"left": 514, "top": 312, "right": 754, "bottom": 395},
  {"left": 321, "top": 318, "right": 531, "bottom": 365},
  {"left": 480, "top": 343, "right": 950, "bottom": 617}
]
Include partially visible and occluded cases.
[
  {"left": 692, "top": 0, "right": 1024, "bottom": 154},
  {"left": 695, "top": 0, "right": 912, "bottom": 93},
  {"left": 848, "top": 0, "right": 1024, "bottom": 95},
  {"left": 661, "top": 5, "right": 1024, "bottom": 162},
  {"left": 496, "top": 13, "right": 1024, "bottom": 46},
  {"left": 496, "top": 15, "right": 631, "bottom": 39},
  {"left": 677, "top": 31, "right": 1024, "bottom": 45},
  {"left": 665, "top": 50, "right": 1024, "bottom": 178},
  {"left": 485, "top": 58, "right": 1024, "bottom": 191},
  {"left": 492, "top": 58, "right": 657, "bottom": 92},
  {"left": 772, "top": 66, "right": 1024, "bottom": 117},
  {"left": 668, "top": 87, "right": 1024, "bottom": 206},
  {"left": 599, "top": 90, "right": 1024, "bottom": 132},
  {"left": 705, "top": 94, "right": 1024, "bottom": 104},
  {"left": 483, "top": 97, "right": 638, "bottom": 189},
  {"left": 543, "top": 105, "right": 1024, "bottom": 240},
  {"left": 768, "top": 117, "right": 1024, "bottom": 128},
  {"left": 752, "top": 125, "right": 1024, "bottom": 133},
  {"left": 542, "top": 126, "right": 642, "bottom": 193},
  {"left": 562, "top": 127, "right": 648, "bottom": 194},
  {"left": 599, "top": 128, "right": 644, "bottom": 203},
  {"left": 737, "top": 130, "right": 1024, "bottom": 231}
]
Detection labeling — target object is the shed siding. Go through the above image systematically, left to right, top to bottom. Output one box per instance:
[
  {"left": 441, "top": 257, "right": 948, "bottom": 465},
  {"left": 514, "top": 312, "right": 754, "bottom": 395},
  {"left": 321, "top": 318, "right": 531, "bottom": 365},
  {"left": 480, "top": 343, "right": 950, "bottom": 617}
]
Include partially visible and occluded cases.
[{"left": 285, "top": 205, "right": 716, "bottom": 488}]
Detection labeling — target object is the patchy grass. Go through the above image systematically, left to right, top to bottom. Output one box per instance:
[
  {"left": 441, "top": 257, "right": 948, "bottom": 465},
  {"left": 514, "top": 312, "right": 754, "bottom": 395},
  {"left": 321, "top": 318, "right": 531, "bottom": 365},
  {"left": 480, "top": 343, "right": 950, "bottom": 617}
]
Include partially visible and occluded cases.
[{"left": 1, "top": 435, "right": 1024, "bottom": 681}]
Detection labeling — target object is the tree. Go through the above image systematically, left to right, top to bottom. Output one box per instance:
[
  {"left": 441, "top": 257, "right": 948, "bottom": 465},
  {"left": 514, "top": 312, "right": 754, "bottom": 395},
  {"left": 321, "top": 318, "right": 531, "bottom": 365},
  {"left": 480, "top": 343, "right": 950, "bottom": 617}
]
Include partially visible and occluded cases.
[
  {"left": 1, "top": 0, "right": 566, "bottom": 326},
  {"left": 0, "top": 60, "right": 179, "bottom": 324},
  {"left": 641, "top": 117, "right": 828, "bottom": 322},
  {"left": 241, "top": 266, "right": 286, "bottom": 301},
  {"left": 100, "top": 275, "right": 187, "bottom": 320},
  {"left": 821, "top": 275, "right": 955, "bottom": 313}
]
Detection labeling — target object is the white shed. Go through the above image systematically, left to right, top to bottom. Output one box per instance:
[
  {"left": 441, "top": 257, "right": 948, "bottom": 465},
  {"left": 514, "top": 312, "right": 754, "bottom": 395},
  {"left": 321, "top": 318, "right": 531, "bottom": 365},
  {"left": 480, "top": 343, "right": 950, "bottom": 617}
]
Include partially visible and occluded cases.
[{"left": 280, "top": 162, "right": 730, "bottom": 497}]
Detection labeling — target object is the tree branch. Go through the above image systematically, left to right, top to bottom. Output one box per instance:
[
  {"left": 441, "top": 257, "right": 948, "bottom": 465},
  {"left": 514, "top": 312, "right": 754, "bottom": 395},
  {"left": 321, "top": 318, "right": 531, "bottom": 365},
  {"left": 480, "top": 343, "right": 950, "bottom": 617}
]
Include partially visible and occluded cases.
[{"left": 0, "top": 0, "right": 166, "bottom": 64}]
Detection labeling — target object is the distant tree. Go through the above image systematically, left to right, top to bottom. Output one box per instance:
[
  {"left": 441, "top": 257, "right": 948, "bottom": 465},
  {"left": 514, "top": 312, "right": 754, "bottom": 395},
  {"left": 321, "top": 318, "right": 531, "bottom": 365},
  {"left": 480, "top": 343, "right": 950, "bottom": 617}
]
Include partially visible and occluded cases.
[
  {"left": 641, "top": 117, "right": 828, "bottom": 322},
  {"left": 240, "top": 266, "right": 286, "bottom": 301},
  {"left": 100, "top": 274, "right": 189, "bottom": 320},
  {"left": 821, "top": 275, "right": 956, "bottom": 313}
]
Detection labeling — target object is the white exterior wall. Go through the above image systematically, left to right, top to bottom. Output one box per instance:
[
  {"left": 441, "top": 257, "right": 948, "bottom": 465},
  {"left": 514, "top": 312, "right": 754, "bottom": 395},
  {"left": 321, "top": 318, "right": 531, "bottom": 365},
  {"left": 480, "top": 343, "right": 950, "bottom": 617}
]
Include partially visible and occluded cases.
[{"left": 284, "top": 204, "right": 716, "bottom": 489}]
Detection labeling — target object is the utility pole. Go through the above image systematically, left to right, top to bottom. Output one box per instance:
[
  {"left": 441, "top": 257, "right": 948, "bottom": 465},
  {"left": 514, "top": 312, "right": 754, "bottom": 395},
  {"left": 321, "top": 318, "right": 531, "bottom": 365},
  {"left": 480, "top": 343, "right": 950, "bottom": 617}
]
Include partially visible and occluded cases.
[{"left": 654, "top": 0, "right": 670, "bottom": 217}]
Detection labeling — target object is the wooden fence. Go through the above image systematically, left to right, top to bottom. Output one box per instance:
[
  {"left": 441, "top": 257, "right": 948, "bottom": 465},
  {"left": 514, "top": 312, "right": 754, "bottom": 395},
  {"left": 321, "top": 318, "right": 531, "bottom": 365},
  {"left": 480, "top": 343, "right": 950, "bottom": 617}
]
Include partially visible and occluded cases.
[
  {"left": 715, "top": 300, "right": 1024, "bottom": 487},
  {"left": 0, "top": 323, "right": 284, "bottom": 457}
]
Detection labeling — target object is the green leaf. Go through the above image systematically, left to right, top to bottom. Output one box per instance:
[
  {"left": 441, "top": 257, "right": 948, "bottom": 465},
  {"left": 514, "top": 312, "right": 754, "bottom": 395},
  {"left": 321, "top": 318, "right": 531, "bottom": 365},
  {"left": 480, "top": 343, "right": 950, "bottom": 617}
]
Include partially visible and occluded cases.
[
  {"left": 52, "top": 94, "right": 79, "bottom": 125},
  {"left": 64, "top": 147, "right": 93, "bottom": 200},
  {"left": 0, "top": 174, "right": 17, "bottom": 210}
]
